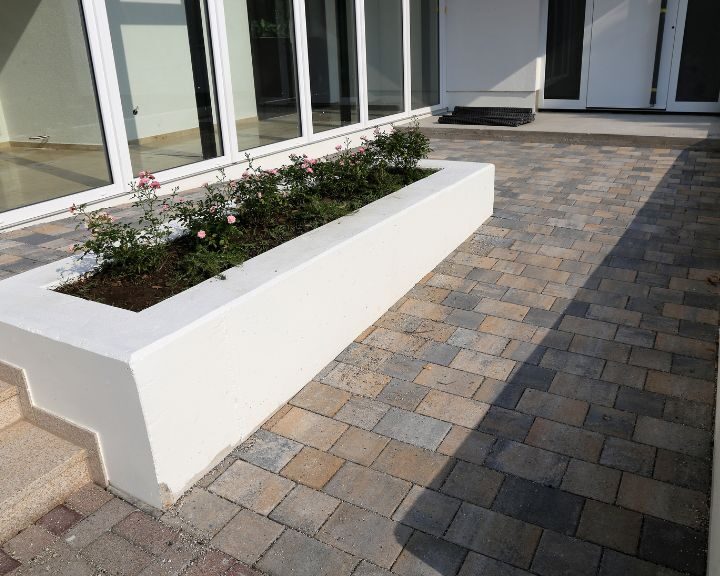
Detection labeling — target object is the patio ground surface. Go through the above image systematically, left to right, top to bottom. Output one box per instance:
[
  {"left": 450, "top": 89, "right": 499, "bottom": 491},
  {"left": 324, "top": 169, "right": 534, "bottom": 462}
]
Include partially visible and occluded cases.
[{"left": 0, "top": 137, "right": 719, "bottom": 576}]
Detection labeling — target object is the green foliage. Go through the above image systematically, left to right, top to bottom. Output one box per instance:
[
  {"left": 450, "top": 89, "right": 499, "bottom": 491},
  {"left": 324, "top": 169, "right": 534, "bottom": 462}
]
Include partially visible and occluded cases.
[{"left": 66, "top": 123, "right": 432, "bottom": 299}]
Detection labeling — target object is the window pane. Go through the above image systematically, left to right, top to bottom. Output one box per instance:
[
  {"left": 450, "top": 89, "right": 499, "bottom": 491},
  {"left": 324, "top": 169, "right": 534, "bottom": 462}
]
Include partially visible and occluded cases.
[
  {"left": 0, "top": 0, "right": 112, "bottom": 213},
  {"left": 106, "top": 0, "right": 223, "bottom": 175},
  {"left": 226, "top": 0, "right": 302, "bottom": 150},
  {"left": 306, "top": 0, "right": 360, "bottom": 133},
  {"left": 365, "top": 0, "right": 404, "bottom": 120},
  {"left": 410, "top": 0, "right": 439, "bottom": 109},
  {"left": 544, "top": 0, "right": 585, "bottom": 100},
  {"left": 676, "top": 0, "right": 720, "bottom": 103}
]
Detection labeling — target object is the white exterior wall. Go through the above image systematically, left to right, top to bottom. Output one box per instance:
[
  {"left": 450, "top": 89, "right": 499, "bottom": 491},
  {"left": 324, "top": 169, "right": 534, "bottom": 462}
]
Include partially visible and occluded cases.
[{"left": 445, "top": 0, "right": 543, "bottom": 110}]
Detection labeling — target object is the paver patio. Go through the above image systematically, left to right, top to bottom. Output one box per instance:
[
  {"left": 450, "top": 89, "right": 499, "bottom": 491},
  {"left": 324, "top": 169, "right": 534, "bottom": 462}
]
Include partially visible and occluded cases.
[{"left": 0, "top": 136, "right": 718, "bottom": 575}]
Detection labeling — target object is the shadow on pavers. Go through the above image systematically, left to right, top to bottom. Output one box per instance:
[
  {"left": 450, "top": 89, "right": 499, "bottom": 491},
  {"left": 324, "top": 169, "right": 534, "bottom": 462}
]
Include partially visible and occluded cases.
[{"left": 393, "top": 139, "right": 720, "bottom": 576}]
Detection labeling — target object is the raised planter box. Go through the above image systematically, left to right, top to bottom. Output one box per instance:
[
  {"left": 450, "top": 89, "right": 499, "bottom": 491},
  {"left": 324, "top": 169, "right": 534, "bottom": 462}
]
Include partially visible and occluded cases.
[{"left": 0, "top": 160, "right": 494, "bottom": 508}]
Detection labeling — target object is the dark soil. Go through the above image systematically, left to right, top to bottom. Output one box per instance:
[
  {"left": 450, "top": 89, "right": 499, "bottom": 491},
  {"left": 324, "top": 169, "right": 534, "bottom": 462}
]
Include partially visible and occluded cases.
[{"left": 56, "top": 170, "right": 435, "bottom": 312}]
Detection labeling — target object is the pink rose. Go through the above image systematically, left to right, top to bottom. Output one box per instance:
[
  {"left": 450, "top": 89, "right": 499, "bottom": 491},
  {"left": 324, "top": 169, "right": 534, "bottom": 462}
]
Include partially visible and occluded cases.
[
  {"left": 335, "top": 144, "right": 342, "bottom": 151},
  {"left": 359, "top": 147, "right": 366, "bottom": 153},
  {"left": 306, "top": 167, "right": 313, "bottom": 174},
  {"left": 138, "top": 171, "right": 147, "bottom": 178},
  {"left": 138, "top": 177, "right": 150, "bottom": 186},
  {"left": 150, "top": 180, "right": 161, "bottom": 189},
  {"left": 209, "top": 206, "right": 216, "bottom": 213},
  {"left": 227, "top": 215, "right": 236, "bottom": 224},
  {"left": 197, "top": 230, "right": 206, "bottom": 239}
]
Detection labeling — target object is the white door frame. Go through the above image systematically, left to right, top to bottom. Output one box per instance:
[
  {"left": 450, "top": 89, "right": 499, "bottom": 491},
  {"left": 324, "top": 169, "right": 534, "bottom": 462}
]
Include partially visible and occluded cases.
[
  {"left": 538, "top": 0, "right": 594, "bottom": 110},
  {"left": 666, "top": 0, "right": 720, "bottom": 113}
]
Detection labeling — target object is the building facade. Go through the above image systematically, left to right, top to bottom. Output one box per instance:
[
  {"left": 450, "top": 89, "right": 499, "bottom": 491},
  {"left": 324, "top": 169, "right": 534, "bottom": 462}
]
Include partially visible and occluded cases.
[{"left": 0, "top": 0, "right": 718, "bottom": 229}]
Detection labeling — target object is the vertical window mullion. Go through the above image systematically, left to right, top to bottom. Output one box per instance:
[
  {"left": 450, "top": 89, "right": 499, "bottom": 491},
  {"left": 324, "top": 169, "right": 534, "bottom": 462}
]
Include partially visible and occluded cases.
[
  {"left": 83, "top": 0, "right": 134, "bottom": 186},
  {"left": 208, "top": 0, "right": 240, "bottom": 163},
  {"left": 295, "top": 0, "right": 315, "bottom": 140},
  {"left": 356, "top": 0, "right": 369, "bottom": 125},
  {"left": 403, "top": 0, "right": 412, "bottom": 114}
]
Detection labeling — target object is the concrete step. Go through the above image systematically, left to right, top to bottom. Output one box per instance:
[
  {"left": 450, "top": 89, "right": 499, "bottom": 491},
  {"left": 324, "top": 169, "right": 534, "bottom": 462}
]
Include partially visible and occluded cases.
[
  {"left": 0, "top": 381, "right": 21, "bottom": 430},
  {"left": 0, "top": 420, "right": 91, "bottom": 542}
]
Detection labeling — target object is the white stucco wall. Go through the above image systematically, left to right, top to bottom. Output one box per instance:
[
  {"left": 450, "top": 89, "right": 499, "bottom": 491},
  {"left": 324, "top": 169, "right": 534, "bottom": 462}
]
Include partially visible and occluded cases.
[
  {"left": 0, "top": 0, "right": 105, "bottom": 146},
  {"left": 445, "top": 0, "right": 543, "bottom": 109}
]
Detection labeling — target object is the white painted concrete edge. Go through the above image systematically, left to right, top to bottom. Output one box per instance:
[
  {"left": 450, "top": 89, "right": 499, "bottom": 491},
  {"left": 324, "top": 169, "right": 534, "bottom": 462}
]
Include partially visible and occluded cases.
[
  {"left": 0, "top": 160, "right": 495, "bottom": 507},
  {"left": 708, "top": 328, "right": 720, "bottom": 576}
]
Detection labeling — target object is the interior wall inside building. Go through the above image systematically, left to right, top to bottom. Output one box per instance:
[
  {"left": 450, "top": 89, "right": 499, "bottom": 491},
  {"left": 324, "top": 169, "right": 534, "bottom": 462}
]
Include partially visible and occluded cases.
[
  {"left": 0, "top": 0, "right": 105, "bottom": 146},
  {"left": 224, "top": 0, "right": 259, "bottom": 122},
  {"left": 365, "top": 0, "right": 403, "bottom": 106},
  {"left": 445, "top": 0, "right": 542, "bottom": 109}
]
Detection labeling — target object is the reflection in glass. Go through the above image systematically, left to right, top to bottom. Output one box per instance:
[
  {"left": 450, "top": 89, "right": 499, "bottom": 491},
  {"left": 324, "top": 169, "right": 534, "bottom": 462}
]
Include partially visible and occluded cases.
[
  {"left": 0, "top": 0, "right": 112, "bottom": 213},
  {"left": 106, "top": 0, "right": 223, "bottom": 175},
  {"left": 226, "top": 0, "right": 302, "bottom": 150},
  {"left": 305, "top": 0, "right": 359, "bottom": 133},
  {"left": 365, "top": 0, "right": 404, "bottom": 120},
  {"left": 410, "top": 0, "right": 439, "bottom": 109},
  {"left": 544, "top": 0, "right": 585, "bottom": 100},
  {"left": 676, "top": 0, "right": 720, "bottom": 103}
]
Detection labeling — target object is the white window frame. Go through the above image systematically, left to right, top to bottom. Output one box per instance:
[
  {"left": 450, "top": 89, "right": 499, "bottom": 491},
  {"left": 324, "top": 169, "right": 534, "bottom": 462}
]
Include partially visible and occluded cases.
[{"left": 1, "top": 0, "right": 447, "bottom": 230}]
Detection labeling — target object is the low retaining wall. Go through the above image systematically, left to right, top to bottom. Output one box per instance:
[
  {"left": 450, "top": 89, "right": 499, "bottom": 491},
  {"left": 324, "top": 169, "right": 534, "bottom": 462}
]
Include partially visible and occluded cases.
[{"left": 0, "top": 160, "right": 495, "bottom": 508}]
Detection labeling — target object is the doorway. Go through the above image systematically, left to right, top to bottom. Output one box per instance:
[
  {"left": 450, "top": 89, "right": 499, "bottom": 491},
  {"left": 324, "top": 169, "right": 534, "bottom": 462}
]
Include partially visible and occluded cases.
[{"left": 541, "top": 0, "right": 720, "bottom": 112}]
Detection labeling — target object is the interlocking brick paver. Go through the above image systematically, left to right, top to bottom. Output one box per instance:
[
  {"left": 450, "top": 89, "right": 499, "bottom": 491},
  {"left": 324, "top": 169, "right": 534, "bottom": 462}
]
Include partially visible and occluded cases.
[
  {"left": 451, "top": 349, "right": 516, "bottom": 380},
  {"left": 414, "top": 363, "right": 484, "bottom": 397},
  {"left": 644, "top": 371, "right": 715, "bottom": 404},
  {"left": 549, "top": 372, "right": 618, "bottom": 407},
  {"left": 376, "top": 378, "right": 428, "bottom": 410},
  {"left": 290, "top": 381, "right": 351, "bottom": 416},
  {"left": 416, "top": 389, "right": 490, "bottom": 428},
  {"left": 516, "top": 389, "right": 587, "bottom": 426},
  {"left": 334, "top": 396, "right": 389, "bottom": 430},
  {"left": 583, "top": 404, "right": 635, "bottom": 439},
  {"left": 270, "top": 407, "right": 348, "bottom": 451},
  {"left": 373, "top": 407, "right": 451, "bottom": 450},
  {"left": 633, "top": 415, "right": 711, "bottom": 458},
  {"left": 526, "top": 418, "right": 604, "bottom": 462},
  {"left": 437, "top": 425, "right": 495, "bottom": 465},
  {"left": 330, "top": 426, "right": 388, "bottom": 466},
  {"left": 235, "top": 429, "right": 303, "bottom": 472},
  {"left": 600, "top": 436, "right": 656, "bottom": 476},
  {"left": 485, "top": 438, "right": 568, "bottom": 487},
  {"left": 372, "top": 439, "right": 453, "bottom": 488},
  {"left": 281, "top": 446, "right": 344, "bottom": 490},
  {"left": 653, "top": 449, "right": 712, "bottom": 493},
  {"left": 560, "top": 458, "right": 621, "bottom": 503},
  {"left": 210, "top": 460, "right": 295, "bottom": 515},
  {"left": 441, "top": 460, "right": 504, "bottom": 507},
  {"left": 324, "top": 461, "right": 410, "bottom": 516},
  {"left": 617, "top": 473, "right": 708, "bottom": 530},
  {"left": 493, "top": 476, "right": 584, "bottom": 535},
  {"left": 64, "top": 482, "right": 114, "bottom": 516},
  {"left": 268, "top": 484, "right": 339, "bottom": 535},
  {"left": 392, "top": 485, "right": 461, "bottom": 537},
  {"left": 172, "top": 488, "right": 239, "bottom": 537},
  {"left": 64, "top": 497, "right": 135, "bottom": 550},
  {"left": 576, "top": 500, "right": 642, "bottom": 554},
  {"left": 318, "top": 502, "right": 411, "bottom": 568},
  {"left": 445, "top": 502, "right": 541, "bottom": 569},
  {"left": 36, "top": 506, "right": 83, "bottom": 536},
  {"left": 211, "top": 509, "right": 284, "bottom": 565},
  {"left": 639, "top": 516, "right": 708, "bottom": 576},
  {"left": 3, "top": 525, "right": 57, "bottom": 563},
  {"left": 258, "top": 528, "right": 356, "bottom": 576},
  {"left": 392, "top": 531, "right": 467, "bottom": 576},
  {"left": 530, "top": 531, "right": 601, "bottom": 576},
  {"left": 81, "top": 532, "right": 153, "bottom": 576}
]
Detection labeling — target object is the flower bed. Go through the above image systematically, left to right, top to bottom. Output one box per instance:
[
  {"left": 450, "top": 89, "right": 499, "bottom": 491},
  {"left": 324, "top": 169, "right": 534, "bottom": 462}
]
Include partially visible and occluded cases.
[
  {"left": 58, "top": 126, "right": 433, "bottom": 311},
  {"left": 0, "top": 139, "right": 494, "bottom": 508}
]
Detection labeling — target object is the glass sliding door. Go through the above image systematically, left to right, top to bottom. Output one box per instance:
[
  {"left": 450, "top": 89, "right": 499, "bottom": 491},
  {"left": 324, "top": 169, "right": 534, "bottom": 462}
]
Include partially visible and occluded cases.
[
  {"left": 0, "top": 0, "right": 112, "bottom": 213},
  {"left": 105, "top": 0, "right": 223, "bottom": 175},
  {"left": 225, "top": 0, "right": 302, "bottom": 151},
  {"left": 305, "top": 0, "right": 359, "bottom": 133},
  {"left": 364, "top": 0, "right": 404, "bottom": 120},
  {"left": 410, "top": 0, "right": 440, "bottom": 109},
  {"left": 544, "top": 0, "right": 586, "bottom": 101},
  {"left": 675, "top": 0, "right": 720, "bottom": 103}
]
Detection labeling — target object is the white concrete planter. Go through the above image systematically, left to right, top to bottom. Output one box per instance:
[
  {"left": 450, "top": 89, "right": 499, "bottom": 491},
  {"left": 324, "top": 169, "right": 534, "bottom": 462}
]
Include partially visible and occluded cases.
[{"left": 0, "top": 160, "right": 494, "bottom": 508}]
